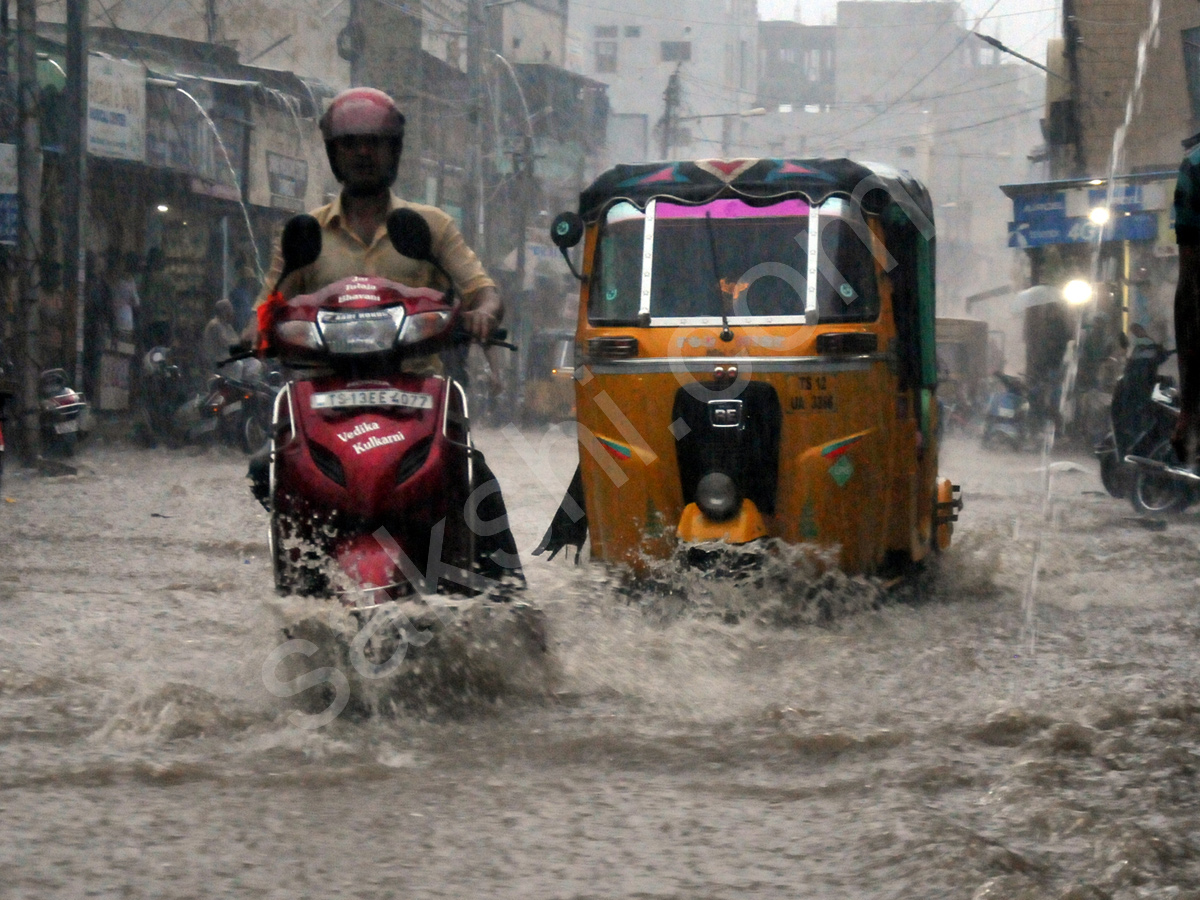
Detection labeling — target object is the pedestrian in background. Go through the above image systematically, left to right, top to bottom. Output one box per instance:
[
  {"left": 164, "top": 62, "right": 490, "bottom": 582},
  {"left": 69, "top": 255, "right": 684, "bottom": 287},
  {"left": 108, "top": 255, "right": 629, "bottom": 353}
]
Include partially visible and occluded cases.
[{"left": 201, "top": 299, "right": 239, "bottom": 375}]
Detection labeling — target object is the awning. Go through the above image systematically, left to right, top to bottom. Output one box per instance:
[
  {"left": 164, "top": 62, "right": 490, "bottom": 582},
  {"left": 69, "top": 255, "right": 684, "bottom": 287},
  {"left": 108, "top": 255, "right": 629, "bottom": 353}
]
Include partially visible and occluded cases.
[{"left": 1015, "top": 285, "right": 1062, "bottom": 311}]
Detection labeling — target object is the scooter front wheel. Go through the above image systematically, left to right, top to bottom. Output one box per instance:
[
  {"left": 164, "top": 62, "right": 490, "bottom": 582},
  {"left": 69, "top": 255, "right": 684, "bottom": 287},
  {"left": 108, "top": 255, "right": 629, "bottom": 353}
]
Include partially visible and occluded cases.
[{"left": 1130, "top": 439, "right": 1192, "bottom": 516}]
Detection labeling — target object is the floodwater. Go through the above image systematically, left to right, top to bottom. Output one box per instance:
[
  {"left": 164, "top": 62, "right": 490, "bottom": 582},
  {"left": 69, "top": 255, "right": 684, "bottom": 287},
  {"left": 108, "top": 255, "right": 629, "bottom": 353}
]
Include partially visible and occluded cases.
[{"left": 2, "top": 428, "right": 1199, "bottom": 899}]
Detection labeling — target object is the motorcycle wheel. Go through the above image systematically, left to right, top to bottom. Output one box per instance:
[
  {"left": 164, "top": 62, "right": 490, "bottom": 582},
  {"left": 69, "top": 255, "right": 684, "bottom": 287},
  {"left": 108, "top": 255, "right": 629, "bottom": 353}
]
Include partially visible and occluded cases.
[
  {"left": 241, "top": 412, "right": 268, "bottom": 456},
  {"left": 43, "top": 429, "right": 77, "bottom": 459},
  {"left": 1130, "top": 439, "right": 1192, "bottom": 516},
  {"left": 1098, "top": 449, "right": 1133, "bottom": 499}
]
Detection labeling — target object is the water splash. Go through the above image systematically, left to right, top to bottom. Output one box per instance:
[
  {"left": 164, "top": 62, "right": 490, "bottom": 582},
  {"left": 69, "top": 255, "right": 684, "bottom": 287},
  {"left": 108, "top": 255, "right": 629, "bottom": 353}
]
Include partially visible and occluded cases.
[{"left": 174, "top": 87, "right": 264, "bottom": 283}]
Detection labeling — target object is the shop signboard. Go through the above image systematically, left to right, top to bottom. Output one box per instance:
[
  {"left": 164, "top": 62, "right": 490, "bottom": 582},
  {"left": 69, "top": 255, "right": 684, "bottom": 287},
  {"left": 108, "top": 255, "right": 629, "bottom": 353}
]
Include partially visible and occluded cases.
[
  {"left": 88, "top": 56, "right": 146, "bottom": 161},
  {"left": 0, "top": 143, "right": 16, "bottom": 246},
  {"left": 266, "top": 151, "right": 308, "bottom": 212}
]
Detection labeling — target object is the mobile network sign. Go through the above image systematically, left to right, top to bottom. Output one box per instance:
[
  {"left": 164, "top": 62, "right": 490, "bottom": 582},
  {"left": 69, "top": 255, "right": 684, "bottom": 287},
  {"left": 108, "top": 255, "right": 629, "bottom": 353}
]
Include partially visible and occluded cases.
[{"left": 1007, "top": 181, "right": 1168, "bottom": 248}]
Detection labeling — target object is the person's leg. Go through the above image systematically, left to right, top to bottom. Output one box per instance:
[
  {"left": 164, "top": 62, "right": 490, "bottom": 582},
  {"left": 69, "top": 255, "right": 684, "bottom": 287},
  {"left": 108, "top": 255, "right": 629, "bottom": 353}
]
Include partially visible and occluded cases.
[
  {"left": 248, "top": 445, "right": 270, "bottom": 509},
  {"left": 468, "top": 453, "right": 523, "bottom": 582}
]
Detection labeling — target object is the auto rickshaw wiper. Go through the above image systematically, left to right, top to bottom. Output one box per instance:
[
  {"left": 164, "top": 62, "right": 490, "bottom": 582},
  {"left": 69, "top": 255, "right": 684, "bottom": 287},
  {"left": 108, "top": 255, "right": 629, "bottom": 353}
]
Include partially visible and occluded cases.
[{"left": 704, "top": 212, "right": 735, "bottom": 343}]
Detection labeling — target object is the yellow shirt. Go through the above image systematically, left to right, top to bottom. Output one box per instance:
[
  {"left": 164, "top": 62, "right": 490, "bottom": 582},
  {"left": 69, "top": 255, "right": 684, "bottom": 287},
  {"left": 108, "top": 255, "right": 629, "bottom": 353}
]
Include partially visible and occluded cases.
[{"left": 256, "top": 193, "right": 495, "bottom": 305}]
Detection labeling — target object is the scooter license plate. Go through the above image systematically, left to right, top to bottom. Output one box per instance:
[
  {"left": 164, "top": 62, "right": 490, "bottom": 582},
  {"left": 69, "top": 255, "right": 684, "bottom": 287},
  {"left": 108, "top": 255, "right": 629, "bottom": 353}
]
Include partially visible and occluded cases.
[
  {"left": 310, "top": 390, "right": 434, "bottom": 410},
  {"left": 222, "top": 401, "right": 243, "bottom": 416},
  {"left": 997, "top": 407, "right": 1015, "bottom": 419},
  {"left": 54, "top": 419, "right": 79, "bottom": 434}
]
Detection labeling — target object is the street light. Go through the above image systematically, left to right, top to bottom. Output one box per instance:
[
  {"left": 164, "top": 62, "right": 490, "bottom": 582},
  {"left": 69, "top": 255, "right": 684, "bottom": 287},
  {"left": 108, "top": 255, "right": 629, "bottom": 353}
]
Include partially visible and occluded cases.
[{"left": 1063, "top": 279, "right": 1093, "bottom": 305}]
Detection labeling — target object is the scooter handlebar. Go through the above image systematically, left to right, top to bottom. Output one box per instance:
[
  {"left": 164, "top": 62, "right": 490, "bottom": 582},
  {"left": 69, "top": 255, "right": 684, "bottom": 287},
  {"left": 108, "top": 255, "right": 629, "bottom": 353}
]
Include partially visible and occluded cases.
[{"left": 452, "top": 324, "right": 516, "bottom": 351}]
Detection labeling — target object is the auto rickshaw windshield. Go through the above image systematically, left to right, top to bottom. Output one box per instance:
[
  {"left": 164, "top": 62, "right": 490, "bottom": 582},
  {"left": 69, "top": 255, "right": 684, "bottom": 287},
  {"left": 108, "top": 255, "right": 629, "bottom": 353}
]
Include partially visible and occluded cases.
[{"left": 588, "top": 195, "right": 882, "bottom": 326}]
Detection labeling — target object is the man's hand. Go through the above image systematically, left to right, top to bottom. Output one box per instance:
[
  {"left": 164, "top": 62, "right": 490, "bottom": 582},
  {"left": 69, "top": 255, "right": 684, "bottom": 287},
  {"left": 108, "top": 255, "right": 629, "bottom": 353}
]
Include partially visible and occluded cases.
[{"left": 461, "top": 286, "right": 502, "bottom": 342}]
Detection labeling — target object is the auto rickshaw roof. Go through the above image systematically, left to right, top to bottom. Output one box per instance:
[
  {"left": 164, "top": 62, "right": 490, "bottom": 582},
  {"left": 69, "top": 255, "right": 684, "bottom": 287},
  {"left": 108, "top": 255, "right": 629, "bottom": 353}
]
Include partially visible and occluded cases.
[{"left": 578, "top": 158, "right": 933, "bottom": 223}]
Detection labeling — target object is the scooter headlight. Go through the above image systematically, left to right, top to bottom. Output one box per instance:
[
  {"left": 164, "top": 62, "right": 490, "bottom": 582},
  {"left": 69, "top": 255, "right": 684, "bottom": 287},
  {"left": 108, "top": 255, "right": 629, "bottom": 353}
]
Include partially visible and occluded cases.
[
  {"left": 318, "top": 307, "right": 406, "bottom": 355},
  {"left": 397, "top": 311, "right": 452, "bottom": 346},
  {"left": 276, "top": 320, "right": 325, "bottom": 351},
  {"left": 695, "top": 472, "right": 742, "bottom": 522}
]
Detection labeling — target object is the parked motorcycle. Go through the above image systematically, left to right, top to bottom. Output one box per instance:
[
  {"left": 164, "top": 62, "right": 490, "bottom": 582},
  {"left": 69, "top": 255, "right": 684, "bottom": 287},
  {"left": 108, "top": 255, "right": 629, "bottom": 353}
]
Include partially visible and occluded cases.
[
  {"left": 260, "top": 209, "right": 528, "bottom": 609},
  {"left": 1096, "top": 327, "right": 1200, "bottom": 514},
  {"left": 138, "top": 346, "right": 191, "bottom": 448},
  {"left": 140, "top": 348, "right": 273, "bottom": 451},
  {"left": 219, "top": 358, "right": 283, "bottom": 454},
  {"left": 39, "top": 368, "right": 90, "bottom": 458},
  {"left": 980, "top": 372, "right": 1032, "bottom": 450}
]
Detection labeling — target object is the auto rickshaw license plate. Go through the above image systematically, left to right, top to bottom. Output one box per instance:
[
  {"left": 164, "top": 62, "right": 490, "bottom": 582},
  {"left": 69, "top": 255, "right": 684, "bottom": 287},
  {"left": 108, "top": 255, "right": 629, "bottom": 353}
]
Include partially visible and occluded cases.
[{"left": 310, "top": 389, "right": 433, "bottom": 410}]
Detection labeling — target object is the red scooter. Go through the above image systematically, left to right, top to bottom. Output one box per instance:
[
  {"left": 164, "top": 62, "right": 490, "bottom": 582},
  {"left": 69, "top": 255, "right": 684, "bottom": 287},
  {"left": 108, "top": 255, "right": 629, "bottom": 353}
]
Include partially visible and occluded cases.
[{"left": 258, "top": 210, "right": 524, "bottom": 608}]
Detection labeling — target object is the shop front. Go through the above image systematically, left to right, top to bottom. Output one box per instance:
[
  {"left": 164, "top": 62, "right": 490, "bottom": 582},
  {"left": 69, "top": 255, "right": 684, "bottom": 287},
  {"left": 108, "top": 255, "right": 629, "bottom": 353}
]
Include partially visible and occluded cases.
[
  {"left": 1002, "top": 173, "right": 1182, "bottom": 441},
  {"left": 1003, "top": 173, "right": 1179, "bottom": 345}
]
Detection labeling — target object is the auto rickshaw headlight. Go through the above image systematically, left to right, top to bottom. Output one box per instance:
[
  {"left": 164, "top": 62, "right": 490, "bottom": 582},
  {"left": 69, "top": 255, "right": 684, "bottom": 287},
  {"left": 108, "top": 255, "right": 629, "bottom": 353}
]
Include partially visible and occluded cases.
[{"left": 695, "top": 472, "right": 741, "bottom": 522}]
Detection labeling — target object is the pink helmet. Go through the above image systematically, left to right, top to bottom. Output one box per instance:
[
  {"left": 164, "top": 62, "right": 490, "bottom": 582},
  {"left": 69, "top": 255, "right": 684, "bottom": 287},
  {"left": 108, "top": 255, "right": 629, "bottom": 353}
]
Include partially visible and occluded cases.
[{"left": 319, "top": 88, "right": 406, "bottom": 142}]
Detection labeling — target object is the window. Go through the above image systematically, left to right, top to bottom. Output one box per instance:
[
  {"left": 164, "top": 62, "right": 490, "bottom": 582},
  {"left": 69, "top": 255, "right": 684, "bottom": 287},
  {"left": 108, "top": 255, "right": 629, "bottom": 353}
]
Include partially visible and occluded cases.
[
  {"left": 594, "top": 25, "right": 618, "bottom": 38},
  {"left": 624, "top": 25, "right": 641, "bottom": 38},
  {"left": 595, "top": 40, "right": 618, "bottom": 73},
  {"left": 661, "top": 41, "right": 692, "bottom": 62},
  {"left": 589, "top": 196, "right": 881, "bottom": 325},
  {"left": 589, "top": 202, "right": 645, "bottom": 324}
]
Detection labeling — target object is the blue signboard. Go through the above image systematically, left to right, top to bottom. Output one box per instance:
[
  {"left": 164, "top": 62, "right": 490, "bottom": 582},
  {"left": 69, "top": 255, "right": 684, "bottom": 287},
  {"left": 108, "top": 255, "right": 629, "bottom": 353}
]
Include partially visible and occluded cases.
[
  {"left": 1007, "top": 185, "right": 1163, "bottom": 248},
  {"left": 1011, "top": 191, "right": 1067, "bottom": 222},
  {"left": 1008, "top": 212, "right": 1158, "bottom": 248}
]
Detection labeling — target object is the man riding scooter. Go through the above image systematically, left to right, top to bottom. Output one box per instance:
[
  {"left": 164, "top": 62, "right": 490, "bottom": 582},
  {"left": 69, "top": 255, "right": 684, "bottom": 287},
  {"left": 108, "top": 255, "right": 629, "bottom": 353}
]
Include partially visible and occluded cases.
[{"left": 246, "top": 86, "right": 521, "bottom": 580}]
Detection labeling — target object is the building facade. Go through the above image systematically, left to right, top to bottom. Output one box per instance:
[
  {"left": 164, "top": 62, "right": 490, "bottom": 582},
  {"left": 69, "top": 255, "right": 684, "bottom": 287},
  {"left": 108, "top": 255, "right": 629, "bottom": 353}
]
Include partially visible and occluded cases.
[
  {"left": 567, "top": 0, "right": 759, "bottom": 163},
  {"left": 1001, "top": 0, "right": 1200, "bottom": 389}
]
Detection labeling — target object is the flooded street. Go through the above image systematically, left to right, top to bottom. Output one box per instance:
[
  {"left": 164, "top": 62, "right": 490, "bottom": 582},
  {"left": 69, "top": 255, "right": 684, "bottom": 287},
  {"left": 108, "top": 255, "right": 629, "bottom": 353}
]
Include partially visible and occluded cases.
[{"left": 2, "top": 428, "right": 1200, "bottom": 899}]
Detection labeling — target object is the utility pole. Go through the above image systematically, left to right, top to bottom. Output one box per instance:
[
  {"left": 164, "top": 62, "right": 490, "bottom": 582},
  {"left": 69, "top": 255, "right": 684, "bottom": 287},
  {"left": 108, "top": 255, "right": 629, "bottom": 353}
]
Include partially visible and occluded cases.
[
  {"left": 15, "top": 0, "right": 40, "bottom": 462},
  {"left": 63, "top": 0, "right": 87, "bottom": 389},
  {"left": 205, "top": 0, "right": 218, "bottom": 43},
  {"left": 464, "top": 0, "right": 485, "bottom": 258},
  {"left": 659, "top": 64, "right": 680, "bottom": 159},
  {"left": 514, "top": 132, "right": 533, "bottom": 291}
]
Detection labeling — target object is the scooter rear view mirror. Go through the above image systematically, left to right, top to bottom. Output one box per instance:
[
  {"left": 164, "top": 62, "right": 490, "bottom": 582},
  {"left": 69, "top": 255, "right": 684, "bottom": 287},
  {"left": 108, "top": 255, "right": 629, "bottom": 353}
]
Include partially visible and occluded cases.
[
  {"left": 387, "top": 208, "right": 435, "bottom": 262},
  {"left": 387, "top": 208, "right": 456, "bottom": 300},
  {"left": 276, "top": 214, "right": 322, "bottom": 291}
]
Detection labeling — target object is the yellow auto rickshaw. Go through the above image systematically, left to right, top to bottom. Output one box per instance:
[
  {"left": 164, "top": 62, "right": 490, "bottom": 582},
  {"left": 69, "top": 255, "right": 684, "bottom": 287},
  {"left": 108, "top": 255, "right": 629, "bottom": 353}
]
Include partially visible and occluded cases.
[{"left": 535, "top": 158, "right": 960, "bottom": 575}]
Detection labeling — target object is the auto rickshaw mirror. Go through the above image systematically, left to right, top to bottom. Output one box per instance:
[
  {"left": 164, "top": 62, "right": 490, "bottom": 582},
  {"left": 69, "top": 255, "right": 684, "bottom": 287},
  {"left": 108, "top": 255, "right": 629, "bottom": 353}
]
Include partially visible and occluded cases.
[{"left": 550, "top": 212, "right": 583, "bottom": 249}]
